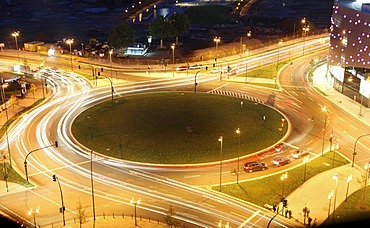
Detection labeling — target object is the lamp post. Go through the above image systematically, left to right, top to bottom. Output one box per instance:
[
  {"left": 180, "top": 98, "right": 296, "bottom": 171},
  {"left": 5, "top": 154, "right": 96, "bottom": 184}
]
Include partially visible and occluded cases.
[
  {"left": 293, "top": 17, "right": 306, "bottom": 42},
  {"left": 302, "top": 25, "right": 310, "bottom": 56},
  {"left": 11, "top": 31, "right": 20, "bottom": 63},
  {"left": 214, "top": 36, "right": 221, "bottom": 65},
  {"left": 66, "top": 38, "right": 74, "bottom": 71},
  {"left": 276, "top": 40, "right": 283, "bottom": 70},
  {"left": 171, "top": 43, "right": 175, "bottom": 77},
  {"left": 109, "top": 49, "right": 113, "bottom": 84},
  {"left": 245, "top": 50, "right": 249, "bottom": 84},
  {"left": 194, "top": 69, "right": 204, "bottom": 94},
  {"left": 104, "top": 76, "right": 114, "bottom": 102},
  {"left": 0, "top": 83, "right": 11, "bottom": 167},
  {"left": 321, "top": 106, "right": 328, "bottom": 156},
  {"left": 236, "top": 128, "right": 241, "bottom": 184},
  {"left": 352, "top": 133, "right": 370, "bottom": 167},
  {"left": 218, "top": 136, "right": 223, "bottom": 192},
  {"left": 24, "top": 141, "right": 58, "bottom": 183},
  {"left": 91, "top": 150, "right": 96, "bottom": 221},
  {"left": 303, "top": 156, "right": 309, "bottom": 182},
  {"left": 362, "top": 162, "right": 370, "bottom": 207},
  {"left": 281, "top": 172, "right": 288, "bottom": 198},
  {"left": 332, "top": 173, "right": 339, "bottom": 224},
  {"left": 52, "top": 174, "right": 66, "bottom": 226},
  {"left": 345, "top": 174, "right": 352, "bottom": 202},
  {"left": 327, "top": 191, "right": 334, "bottom": 219},
  {"left": 130, "top": 197, "right": 141, "bottom": 226},
  {"left": 28, "top": 207, "right": 40, "bottom": 228}
]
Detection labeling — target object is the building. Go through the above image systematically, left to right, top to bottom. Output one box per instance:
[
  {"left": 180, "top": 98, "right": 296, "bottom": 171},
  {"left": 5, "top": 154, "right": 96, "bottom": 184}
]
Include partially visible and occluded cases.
[
  {"left": 328, "top": 0, "right": 370, "bottom": 109},
  {"left": 24, "top": 41, "right": 44, "bottom": 52}
]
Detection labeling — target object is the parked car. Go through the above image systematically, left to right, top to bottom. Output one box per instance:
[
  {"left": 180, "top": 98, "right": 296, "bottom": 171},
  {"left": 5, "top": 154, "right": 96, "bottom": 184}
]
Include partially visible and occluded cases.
[
  {"left": 189, "top": 64, "right": 203, "bottom": 70},
  {"left": 291, "top": 150, "right": 309, "bottom": 159},
  {"left": 272, "top": 157, "right": 291, "bottom": 167},
  {"left": 243, "top": 161, "right": 268, "bottom": 173}
]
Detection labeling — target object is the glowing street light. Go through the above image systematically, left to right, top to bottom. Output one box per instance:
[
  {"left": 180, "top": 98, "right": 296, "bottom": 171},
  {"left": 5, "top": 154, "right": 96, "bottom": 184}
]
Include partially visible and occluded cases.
[
  {"left": 302, "top": 25, "right": 310, "bottom": 55},
  {"left": 11, "top": 31, "right": 20, "bottom": 62},
  {"left": 214, "top": 36, "right": 221, "bottom": 65},
  {"left": 66, "top": 38, "right": 74, "bottom": 71},
  {"left": 276, "top": 40, "right": 283, "bottom": 70},
  {"left": 171, "top": 43, "right": 175, "bottom": 77},
  {"left": 245, "top": 50, "right": 249, "bottom": 84},
  {"left": 321, "top": 106, "right": 328, "bottom": 156},
  {"left": 235, "top": 128, "right": 241, "bottom": 184},
  {"left": 218, "top": 136, "right": 223, "bottom": 192},
  {"left": 303, "top": 156, "right": 309, "bottom": 182},
  {"left": 280, "top": 172, "right": 288, "bottom": 198},
  {"left": 332, "top": 173, "right": 339, "bottom": 224},
  {"left": 345, "top": 174, "right": 352, "bottom": 202},
  {"left": 327, "top": 191, "right": 334, "bottom": 219},
  {"left": 130, "top": 197, "right": 141, "bottom": 226},
  {"left": 28, "top": 207, "right": 40, "bottom": 228},
  {"left": 217, "top": 220, "right": 229, "bottom": 228}
]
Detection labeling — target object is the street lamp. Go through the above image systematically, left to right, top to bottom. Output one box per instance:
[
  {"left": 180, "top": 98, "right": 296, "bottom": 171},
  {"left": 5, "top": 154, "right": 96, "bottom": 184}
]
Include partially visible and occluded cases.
[
  {"left": 293, "top": 17, "right": 306, "bottom": 41},
  {"left": 302, "top": 25, "right": 310, "bottom": 55},
  {"left": 11, "top": 31, "right": 20, "bottom": 62},
  {"left": 214, "top": 36, "right": 221, "bottom": 65},
  {"left": 66, "top": 38, "right": 74, "bottom": 71},
  {"left": 276, "top": 40, "right": 283, "bottom": 70},
  {"left": 171, "top": 43, "right": 175, "bottom": 77},
  {"left": 109, "top": 49, "right": 114, "bottom": 84},
  {"left": 245, "top": 50, "right": 249, "bottom": 84},
  {"left": 0, "top": 83, "right": 11, "bottom": 167},
  {"left": 321, "top": 106, "right": 328, "bottom": 156},
  {"left": 235, "top": 128, "right": 241, "bottom": 184},
  {"left": 352, "top": 133, "right": 370, "bottom": 167},
  {"left": 218, "top": 136, "right": 223, "bottom": 192},
  {"left": 303, "top": 156, "right": 309, "bottom": 182},
  {"left": 362, "top": 162, "right": 370, "bottom": 207},
  {"left": 280, "top": 172, "right": 288, "bottom": 198},
  {"left": 332, "top": 173, "right": 339, "bottom": 224},
  {"left": 52, "top": 174, "right": 66, "bottom": 226},
  {"left": 345, "top": 174, "right": 352, "bottom": 202},
  {"left": 327, "top": 191, "right": 334, "bottom": 219},
  {"left": 130, "top": 197, "right": 141, "bottom": 226},
  {"left": 28, "top": 207, "right": 40, "bottom": 228}
]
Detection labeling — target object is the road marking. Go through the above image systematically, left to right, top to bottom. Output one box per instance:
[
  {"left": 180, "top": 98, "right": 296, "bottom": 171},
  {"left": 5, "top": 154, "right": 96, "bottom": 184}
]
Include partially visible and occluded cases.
[
  {"left": 306, "top": 140, "right": 313, "bottom": 146},
  {"left": 184, "top": 175, "right": 201, "bottom": 179},
  {"left": 238, "top": 210, "right": 261, "bottom": 228}
]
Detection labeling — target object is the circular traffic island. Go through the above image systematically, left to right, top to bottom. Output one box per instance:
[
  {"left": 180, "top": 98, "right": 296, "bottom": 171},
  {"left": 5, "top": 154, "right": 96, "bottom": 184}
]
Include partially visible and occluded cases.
[{"left": 72, "top": 92, "right": 286, "bottom": 164}]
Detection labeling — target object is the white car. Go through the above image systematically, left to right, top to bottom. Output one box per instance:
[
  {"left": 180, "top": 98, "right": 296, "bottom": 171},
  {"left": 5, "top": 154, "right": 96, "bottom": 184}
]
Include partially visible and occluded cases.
[{"left": 291, "top": 150, "right": 309, "bottom": 159}]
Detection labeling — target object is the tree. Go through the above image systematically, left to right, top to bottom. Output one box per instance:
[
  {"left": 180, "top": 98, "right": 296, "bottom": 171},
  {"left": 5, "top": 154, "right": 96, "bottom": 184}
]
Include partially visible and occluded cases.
[
  {"left": 169, "top": 13, "right": 190, "bottom": 45},
  {"left": 149, "top": 16, "right": 171, "bottom": 49},
  {"left": 108, "top": 19, "right": 135, "bottom": 55},
  {"left": 28, "top": 83, "right": 37, "bottom": 104},
  {"left": 8, "top": 94, "right": 18, "bottom": 112},
  {"left": 75, "top": 201, "right": 88, "bottom": 228},
  {"left": 164, "top": 205, "right": 181, "bottom": 228}
]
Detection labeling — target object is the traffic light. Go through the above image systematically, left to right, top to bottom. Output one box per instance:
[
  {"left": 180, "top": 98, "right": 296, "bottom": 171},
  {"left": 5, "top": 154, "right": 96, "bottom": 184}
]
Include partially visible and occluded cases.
[
  {"left": 78, "top": 65, "right": 81, "bottom": 69},
  {"left": 205, "top": 66, "right": 208, "bottom": 70},
  {"left": 101, "top": 67, "right": 104, "bottom": 72},
  {"left": 98, "top": 72, "right": 100, "bottom": 76},
  {"left": 55, "top": 141, "right": 58, "bottom": 147},
  {"left": 52, "top": 174, "right": 56, "bottom": 182},
  {"left": 283, "top": 199, "right": 288, "bottom": 207},
  {"left": 60, "top": 206, "right": 65, "bottom": 213}
]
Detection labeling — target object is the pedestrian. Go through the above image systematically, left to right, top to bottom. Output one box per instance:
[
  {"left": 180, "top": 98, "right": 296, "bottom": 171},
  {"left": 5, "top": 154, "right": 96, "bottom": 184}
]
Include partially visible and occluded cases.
[
  {"left": 273, "top": 204, "right": 276, "bottom": 213},
  {"left": 285, "top": 209, "right": 288, "bottom": 218},
  {"left": 288, "top": 210, "right": 292, "bottom": 219},
  {"left": 308, "top": 217, "right": 312, "bottom": 227},
  {"left": 312, "top": 218, "right": 317, "bottom": 227}
]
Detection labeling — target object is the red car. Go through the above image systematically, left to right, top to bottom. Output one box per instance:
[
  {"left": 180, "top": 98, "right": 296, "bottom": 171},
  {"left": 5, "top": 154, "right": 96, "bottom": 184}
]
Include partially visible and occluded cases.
[{"left": 272, "top": 157, "right": 291, "bottom": 167}]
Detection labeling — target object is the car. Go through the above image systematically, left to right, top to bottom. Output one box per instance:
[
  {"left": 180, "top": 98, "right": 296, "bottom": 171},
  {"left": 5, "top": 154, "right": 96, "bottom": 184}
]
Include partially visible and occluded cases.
[
  {"left": 189, "top": 64, "right": 203, "bottom": 70},
  {"left": 175, "top": 66, "right": 188, "bottom": 71},
  {"left": 291, "top": 150, "right": 309, "bottom": 159},
  {"left": 272, "top": 157, "right": 291, "bottom": 167},
  {"left": 243, "top": 161, "right": 268, "bottom": 173}
]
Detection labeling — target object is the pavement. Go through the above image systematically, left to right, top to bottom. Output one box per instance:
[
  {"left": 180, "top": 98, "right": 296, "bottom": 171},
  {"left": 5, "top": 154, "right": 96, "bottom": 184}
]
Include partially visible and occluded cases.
[{"left": 0, "top": 57, "right": 369, "bottom": 227}]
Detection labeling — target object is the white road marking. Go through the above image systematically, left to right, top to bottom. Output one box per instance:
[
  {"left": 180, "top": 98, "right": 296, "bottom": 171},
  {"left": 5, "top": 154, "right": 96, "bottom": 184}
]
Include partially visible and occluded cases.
[{"left": 238, "top": 210, "right": 261, "bottom": 228}]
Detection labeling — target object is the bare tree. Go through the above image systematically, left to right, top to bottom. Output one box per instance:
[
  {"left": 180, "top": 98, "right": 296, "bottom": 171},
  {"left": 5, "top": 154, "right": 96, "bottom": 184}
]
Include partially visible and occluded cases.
[
  {"left": 75, "top": 201, "right": 88, "bottom": 228},
  {"left": 164, "top": 205, "right": 181, "bottom": 228}
]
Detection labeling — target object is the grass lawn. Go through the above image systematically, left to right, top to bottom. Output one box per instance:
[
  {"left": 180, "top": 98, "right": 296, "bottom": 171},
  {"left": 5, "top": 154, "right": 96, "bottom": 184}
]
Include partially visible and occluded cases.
[
  {"left": 185, "top": 5, "right": 233, "bottom": 25},
  {"left": 72, "top": 92, "right": 286, "bottom": 164},
  {"left": 214, "top": 151, "right": 349, "bottom": 207},
  {"left": 0, "top": 163, "right": 33, "bottom": 188},
  {"left": 321, "top": 187, "right": 370, "bottom": 225}
]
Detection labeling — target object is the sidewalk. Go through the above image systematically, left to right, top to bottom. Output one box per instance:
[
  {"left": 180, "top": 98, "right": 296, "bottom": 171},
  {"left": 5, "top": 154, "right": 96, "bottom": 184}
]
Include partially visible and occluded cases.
[{"left": 284, "top": 63, "right": 370, "bottom": 226}]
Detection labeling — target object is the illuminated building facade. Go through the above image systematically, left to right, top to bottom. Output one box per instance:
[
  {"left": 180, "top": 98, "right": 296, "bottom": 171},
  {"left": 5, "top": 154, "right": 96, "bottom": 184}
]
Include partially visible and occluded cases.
[{"left": 328, "top": 0, "right": 370, "bottom": 107}]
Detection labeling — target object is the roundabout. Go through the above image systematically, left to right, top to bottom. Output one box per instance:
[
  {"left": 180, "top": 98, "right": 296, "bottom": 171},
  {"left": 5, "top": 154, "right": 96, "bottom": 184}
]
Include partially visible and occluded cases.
[{"left": 72, "top": 92, "right": 288, "bottom": 164}]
